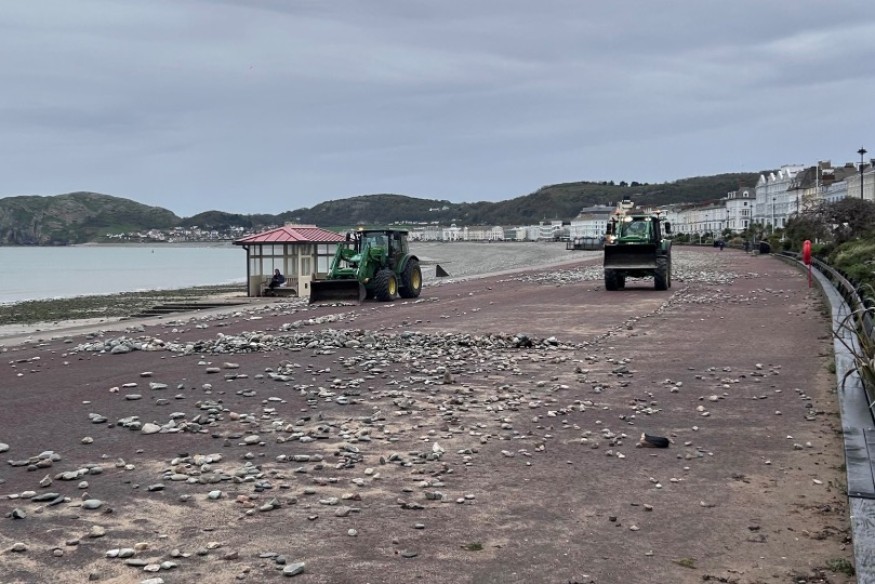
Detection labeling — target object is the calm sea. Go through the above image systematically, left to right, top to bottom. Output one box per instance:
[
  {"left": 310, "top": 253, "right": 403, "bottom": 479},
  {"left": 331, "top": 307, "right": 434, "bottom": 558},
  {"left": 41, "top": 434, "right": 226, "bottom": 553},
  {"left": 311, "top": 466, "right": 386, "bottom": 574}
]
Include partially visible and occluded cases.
[
  {"left": 0, "top": 241, "right": 580, "bottom": 305},
  {"left": 0, "top": 244, "right": 244, "bottom": 304}
]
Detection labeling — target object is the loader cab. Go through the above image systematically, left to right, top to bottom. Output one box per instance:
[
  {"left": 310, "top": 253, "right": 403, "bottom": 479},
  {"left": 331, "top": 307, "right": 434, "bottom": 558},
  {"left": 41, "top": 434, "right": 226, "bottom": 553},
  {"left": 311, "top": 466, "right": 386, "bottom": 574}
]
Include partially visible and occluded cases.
[
  {"left": 607, "top": 216, "right": 672, "bottom": 242},
  {"left": 621, "top": 218, "right": 650, "bottom": 239},
  {"left": 357, "top": 229, "right": 410, "bottom": 270},
  {"left": 387, "top": 230, "right": 409, "bottom": 269},
  {"left": 389, "top": 230, "right": 409, "bottom": 256},
  {"left": 363, "top": 232, "right": 387, "bottom": 250}
]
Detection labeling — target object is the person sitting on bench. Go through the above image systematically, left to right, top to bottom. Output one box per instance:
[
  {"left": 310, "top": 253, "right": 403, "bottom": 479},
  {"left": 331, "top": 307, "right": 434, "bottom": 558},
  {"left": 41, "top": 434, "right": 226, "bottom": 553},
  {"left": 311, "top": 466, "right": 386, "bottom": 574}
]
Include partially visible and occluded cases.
[{"left": 268, "top": 269, "right": 286, "bottom": 291}]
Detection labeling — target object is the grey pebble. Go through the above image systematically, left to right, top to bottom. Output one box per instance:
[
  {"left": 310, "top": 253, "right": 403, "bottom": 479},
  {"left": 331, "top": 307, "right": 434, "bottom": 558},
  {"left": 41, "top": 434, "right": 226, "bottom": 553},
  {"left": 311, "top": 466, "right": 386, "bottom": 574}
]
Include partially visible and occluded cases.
[
  {"left": 32, "top": 492, "right": 60, "bottom": 502},
  {"left": 88, "top": 525, "right": 106, "bottom": 538},
  {"left": 282, "top": 562, "right": 305, "bottom": 576}
]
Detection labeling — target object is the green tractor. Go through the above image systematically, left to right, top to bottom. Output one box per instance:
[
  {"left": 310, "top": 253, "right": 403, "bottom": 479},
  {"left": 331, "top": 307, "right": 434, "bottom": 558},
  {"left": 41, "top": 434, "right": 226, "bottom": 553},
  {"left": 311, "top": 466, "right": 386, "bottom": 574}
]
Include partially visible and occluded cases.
[
  {"left": 603, "top": 200, "right": 672, "bottom": 291},
  {"left": 309, "top": 227, "right": 423, "bottom": 303}
]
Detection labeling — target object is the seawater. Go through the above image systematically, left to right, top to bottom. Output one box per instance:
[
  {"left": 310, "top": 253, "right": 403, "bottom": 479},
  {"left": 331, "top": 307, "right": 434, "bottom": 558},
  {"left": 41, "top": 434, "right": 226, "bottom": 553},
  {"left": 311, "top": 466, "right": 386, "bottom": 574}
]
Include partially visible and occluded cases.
[{"left": 0, "top": 244, "right": 244, "bottom": 304}]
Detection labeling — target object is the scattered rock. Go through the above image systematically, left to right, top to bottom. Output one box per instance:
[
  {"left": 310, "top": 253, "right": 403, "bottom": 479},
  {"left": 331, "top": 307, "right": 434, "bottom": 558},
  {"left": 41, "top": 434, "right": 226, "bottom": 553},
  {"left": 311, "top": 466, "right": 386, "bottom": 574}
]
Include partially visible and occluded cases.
[{"left": 283, "top": 562, "right": 305, "bottom": 577}]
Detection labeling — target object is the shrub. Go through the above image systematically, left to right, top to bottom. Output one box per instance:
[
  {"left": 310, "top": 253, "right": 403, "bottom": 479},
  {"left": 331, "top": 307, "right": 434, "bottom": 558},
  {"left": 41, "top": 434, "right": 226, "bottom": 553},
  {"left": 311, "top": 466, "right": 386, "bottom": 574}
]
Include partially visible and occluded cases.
[{"left": 830, "top": 239, "right": 875, "bottom": 292}]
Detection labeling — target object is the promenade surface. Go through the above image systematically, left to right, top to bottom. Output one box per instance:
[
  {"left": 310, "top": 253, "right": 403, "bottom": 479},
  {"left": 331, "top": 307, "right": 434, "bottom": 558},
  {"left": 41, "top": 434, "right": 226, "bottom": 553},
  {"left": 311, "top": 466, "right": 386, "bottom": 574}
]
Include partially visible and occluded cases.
[{"left": 0, "top": 248, "right": 856, "bottom": 584}]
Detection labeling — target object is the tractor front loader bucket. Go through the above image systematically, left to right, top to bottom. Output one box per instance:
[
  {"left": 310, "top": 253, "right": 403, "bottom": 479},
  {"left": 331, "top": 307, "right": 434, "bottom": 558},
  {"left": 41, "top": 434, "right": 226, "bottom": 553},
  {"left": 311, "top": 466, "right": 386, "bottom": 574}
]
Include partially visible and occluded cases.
[
  {"left": 603, "top": 244, "right": 659, "bottom": 270},
  {"left": 309, "top": 279, "right": 367, "bottom": 304}
]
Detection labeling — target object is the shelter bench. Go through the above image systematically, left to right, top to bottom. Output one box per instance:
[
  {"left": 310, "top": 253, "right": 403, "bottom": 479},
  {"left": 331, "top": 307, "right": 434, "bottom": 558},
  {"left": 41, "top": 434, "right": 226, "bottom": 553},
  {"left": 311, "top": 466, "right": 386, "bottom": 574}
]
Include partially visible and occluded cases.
[{"left": 260, "top": 280, "right": 297, "bottom": 298}]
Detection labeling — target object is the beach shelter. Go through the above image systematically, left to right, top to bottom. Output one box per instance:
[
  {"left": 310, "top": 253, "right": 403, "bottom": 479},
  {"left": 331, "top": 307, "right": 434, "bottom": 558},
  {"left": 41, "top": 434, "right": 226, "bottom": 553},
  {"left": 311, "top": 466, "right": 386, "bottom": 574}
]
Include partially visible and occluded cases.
[{"left": 233, "top": 224, "right": 345, "bottom": 297}]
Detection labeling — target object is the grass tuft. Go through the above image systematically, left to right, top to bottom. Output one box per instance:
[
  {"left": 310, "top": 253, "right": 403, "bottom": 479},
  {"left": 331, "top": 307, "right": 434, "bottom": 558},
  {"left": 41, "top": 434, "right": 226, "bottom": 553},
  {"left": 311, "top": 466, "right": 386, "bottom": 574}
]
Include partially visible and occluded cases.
[{"left": 826, "top": 557, "right": 855, "bottom": 575}]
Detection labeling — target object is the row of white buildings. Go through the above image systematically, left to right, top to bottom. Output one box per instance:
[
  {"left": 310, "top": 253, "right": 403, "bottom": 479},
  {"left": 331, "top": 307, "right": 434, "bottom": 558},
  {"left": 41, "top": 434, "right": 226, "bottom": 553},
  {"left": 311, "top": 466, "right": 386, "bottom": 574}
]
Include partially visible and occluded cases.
[
  {"left": 409, "top": 158, "right": 874, "bottom": 242},
  {"left": 666, "top": 159, "right": 873, "bottom": 237},
  {"left": 410, "top": 223, "right": 567, "bottom": 242}
]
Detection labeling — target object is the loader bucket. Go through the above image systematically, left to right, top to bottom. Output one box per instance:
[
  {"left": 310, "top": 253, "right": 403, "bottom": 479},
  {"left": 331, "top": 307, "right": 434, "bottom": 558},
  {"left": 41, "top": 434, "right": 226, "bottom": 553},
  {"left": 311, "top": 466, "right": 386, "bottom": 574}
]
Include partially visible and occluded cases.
[
  {"left": 603, "top": 244, "right": 659, "bottom": 270},
  {"left": 309, "top": 279, "right": 367, "bottom": 304}
]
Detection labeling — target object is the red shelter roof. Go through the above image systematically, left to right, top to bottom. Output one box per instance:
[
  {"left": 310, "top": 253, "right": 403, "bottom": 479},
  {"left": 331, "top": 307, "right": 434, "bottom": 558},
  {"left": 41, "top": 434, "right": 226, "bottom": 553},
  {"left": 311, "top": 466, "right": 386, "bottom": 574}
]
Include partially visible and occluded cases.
[{"left": 234, "top": 225, "right": 345, "bottom": 245}]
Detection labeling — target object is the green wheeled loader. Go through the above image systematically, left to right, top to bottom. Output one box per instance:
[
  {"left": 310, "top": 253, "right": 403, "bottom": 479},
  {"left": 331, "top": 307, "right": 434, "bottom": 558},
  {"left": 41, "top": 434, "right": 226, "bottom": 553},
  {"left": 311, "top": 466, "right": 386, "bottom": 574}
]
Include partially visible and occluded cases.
[
  {"left": 603, "top": 200, "right": 672, "bottom": 291},
  {"left": 309, "top": 227, "right": 423, "bottom": 303}
]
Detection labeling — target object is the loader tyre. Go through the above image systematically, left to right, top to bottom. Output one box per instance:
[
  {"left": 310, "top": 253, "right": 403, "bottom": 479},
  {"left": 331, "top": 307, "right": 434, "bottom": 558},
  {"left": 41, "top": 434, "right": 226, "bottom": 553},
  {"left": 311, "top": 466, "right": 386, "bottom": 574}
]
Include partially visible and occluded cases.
[
  {"left": 654, "top": 257, "right": 669, "bottom": 290},
  {"left": 399, "top": 260, "right": 422, "bottom": 298},
  {"left": 374, "top": 268, "right": 398, "bottom": 301},
  {"left": 605, "top": 270, "right": 620, "bottom": 291}
]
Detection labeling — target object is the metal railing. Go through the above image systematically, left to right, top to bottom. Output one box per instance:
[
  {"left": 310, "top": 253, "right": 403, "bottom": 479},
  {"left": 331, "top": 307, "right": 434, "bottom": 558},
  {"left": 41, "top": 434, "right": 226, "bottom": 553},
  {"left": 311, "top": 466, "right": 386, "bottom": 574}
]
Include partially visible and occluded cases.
[
  {"left": 779, "top": 251, "right": 875, "bottom": 412},
  {"left": 780, "top": 251, "right": 874, "bottom": 336}
]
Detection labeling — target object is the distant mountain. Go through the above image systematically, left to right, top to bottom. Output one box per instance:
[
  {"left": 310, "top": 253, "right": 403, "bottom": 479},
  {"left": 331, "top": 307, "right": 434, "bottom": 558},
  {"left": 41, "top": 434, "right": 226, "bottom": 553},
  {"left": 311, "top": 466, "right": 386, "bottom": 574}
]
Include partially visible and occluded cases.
[
  {"left": 0, "top": 172, "right": 763, "bottom": 245},
  {"left": 284, "top": 173, "right": 762, "bottom": 226},
  {"left": 438, "top": 173, "right": 763, "bottom": 225},
  {"left": 0, "top": 192, "right": 180, "bottom": 245},
  {"left": 285, "top": 194, "right": 461, "bottom": 226},
  {"left": 179, "top": 210, "right": 280, "bottom": 230}
]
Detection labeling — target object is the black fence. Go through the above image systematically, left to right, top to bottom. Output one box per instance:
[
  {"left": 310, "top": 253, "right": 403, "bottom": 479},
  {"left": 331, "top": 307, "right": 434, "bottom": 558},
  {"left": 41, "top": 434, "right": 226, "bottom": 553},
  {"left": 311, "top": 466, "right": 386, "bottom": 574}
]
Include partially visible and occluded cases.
[
  {"left": 566, "top": 237, "right": 604, "bottom": 251},
  {"left": 780, "top": 251, "right": 875, "bottom": 418},
  {"left": 780, "top": 251, "right": 874, "bottom": 338}
]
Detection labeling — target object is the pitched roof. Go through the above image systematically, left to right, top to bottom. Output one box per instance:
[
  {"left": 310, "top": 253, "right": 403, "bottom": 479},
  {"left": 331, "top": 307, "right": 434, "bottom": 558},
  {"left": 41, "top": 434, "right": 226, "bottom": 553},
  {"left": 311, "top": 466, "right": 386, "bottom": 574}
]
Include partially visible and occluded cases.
[{"left": 233, "top": 225, "right": 345, "bottom": 245}]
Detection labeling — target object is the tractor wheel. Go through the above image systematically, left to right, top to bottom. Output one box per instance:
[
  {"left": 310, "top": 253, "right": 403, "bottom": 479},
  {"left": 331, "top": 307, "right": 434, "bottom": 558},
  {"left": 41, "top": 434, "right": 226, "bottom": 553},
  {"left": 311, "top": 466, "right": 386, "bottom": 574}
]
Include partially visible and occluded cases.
[
  {"left": 654, "top": 258, "right": 669, "bottom": 290},
  {"left": 399, "top": 260, "right": 422, "bottom": 298},
  {"left": 373, "top": 268, "right": 398, "bottom": 301},
  {"left": 605, "top": 270, "right": 620, "bottom": 291}
]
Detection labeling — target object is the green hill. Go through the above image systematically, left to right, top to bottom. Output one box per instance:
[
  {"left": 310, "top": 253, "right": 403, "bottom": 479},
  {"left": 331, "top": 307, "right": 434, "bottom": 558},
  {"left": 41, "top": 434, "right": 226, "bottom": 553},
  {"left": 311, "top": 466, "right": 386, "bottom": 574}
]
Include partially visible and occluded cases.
[
  {"left": 0, "top": 172, "right": 764, "bottom": 245},
  {"left": 284, "top": 172, "right": 761, "bottom": 226},
  {"left": 0, "top": 192, "right": 180, "bottom": 245},
  {"left": 179, "top": 210, "right": 279, "bottom": 230}
]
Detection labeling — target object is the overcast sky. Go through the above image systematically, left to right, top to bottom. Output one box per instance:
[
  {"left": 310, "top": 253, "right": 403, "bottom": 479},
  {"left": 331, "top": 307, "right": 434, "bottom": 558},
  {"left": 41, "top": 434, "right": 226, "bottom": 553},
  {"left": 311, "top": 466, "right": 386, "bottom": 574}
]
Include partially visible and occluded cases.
[{"left": 2, "top": 1, "right": 874, "bottom": 216}]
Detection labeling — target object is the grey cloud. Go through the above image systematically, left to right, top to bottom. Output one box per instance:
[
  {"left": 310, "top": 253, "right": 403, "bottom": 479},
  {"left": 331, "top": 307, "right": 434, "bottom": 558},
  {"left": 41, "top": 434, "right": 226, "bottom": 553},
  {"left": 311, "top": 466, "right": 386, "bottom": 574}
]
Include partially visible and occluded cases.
[{"left": 1, "top": 0, "right": 874, "bottom": 215}]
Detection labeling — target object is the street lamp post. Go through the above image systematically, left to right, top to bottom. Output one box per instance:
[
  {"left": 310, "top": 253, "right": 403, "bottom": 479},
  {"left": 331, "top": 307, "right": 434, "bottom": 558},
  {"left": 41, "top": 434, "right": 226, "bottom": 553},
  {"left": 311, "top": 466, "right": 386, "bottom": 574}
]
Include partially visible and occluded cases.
[
  {"left": 859, "top": 146, "right": 868, "bottom": 200},
  {"left": 771, "top": 196, "right": 776, "bottom": 233}
]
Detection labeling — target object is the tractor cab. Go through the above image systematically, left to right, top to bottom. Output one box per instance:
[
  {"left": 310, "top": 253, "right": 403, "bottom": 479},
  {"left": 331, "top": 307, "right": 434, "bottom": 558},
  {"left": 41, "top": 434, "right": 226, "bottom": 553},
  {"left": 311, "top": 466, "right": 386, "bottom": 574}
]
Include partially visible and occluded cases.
[
  {"left": 619, "top": 217, "right": 651, "bottom": 239},
  {"left": 354, "top": 229, "right": 408, "bottom": 270},
  {"left": 361, "top": 232, "right": 386, "bottom": 251}
]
